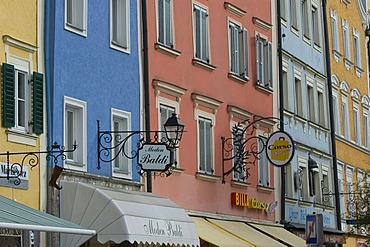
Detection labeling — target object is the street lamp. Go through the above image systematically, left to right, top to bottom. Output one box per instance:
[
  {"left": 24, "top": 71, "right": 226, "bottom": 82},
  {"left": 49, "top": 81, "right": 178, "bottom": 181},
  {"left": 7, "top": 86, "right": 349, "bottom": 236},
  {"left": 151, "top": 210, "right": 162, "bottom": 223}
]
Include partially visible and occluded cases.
[{"left": 164, "top": 113, "right": 184, "bottom": 146}]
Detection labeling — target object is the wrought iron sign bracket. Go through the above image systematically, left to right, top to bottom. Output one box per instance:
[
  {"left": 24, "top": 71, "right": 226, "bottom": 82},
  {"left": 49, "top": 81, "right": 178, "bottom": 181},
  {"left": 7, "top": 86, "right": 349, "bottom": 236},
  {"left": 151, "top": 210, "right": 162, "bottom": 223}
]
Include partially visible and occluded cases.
[
  {"left": 221, "top": 116, "right": 286, "bottom": 184},
  {"left": 97, "top": 118, "right": 183, "bottom": 175},
  {"left": 0, "top": 142, "right": 77, "bottom": 187}
]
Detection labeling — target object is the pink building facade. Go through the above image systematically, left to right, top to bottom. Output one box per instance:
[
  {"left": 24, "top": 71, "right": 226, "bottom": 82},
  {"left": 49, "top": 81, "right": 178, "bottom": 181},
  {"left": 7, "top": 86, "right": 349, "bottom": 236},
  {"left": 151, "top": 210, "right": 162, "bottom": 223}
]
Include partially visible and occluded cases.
[{"left": 146, "top": 1, "right": 306, "bottom": 246}]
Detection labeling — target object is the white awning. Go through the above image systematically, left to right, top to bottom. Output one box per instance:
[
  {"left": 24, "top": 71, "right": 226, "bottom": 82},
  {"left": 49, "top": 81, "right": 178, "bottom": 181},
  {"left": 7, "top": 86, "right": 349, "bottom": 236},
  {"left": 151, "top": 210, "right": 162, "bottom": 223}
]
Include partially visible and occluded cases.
[
  {"left": 60, "top": 180, "right": 200, "bottom": 247},
  {"left": 0, "top": 195, "right": 95, "bottom": 236}
]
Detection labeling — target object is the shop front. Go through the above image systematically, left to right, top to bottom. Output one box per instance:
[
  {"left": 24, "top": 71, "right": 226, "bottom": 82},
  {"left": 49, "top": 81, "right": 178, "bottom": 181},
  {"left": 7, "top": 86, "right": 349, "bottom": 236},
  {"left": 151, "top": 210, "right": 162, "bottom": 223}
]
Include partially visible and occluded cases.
[{"left": 59, "top": 181, "right": 200, "bottom": 247}]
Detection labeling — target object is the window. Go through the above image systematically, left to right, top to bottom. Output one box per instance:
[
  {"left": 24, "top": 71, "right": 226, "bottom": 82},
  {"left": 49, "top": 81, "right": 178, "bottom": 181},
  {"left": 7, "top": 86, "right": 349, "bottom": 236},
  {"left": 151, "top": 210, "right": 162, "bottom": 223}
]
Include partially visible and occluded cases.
[
  {"left": 65, "top": 0, "right": 87, "bottom": 34},
  {"left": 110, "top": 0, "right": 129, "bottom": 51},
  {"left": 157, "top": 0, "right": 173, "bottom": 47},
  {"left": 281, "top": 0, "right": 287, "bottom": 21},
  {"left": 290, "top": 0, "right": 298, "bottom": 30},
  {"left": 302, "top": 0, "right": 310, "bottom": 39},
  {"left": 193, "top": 3, "right": 209, "bottom": 62},
  {"left": 312, "top": 4, "right": 320, "bottom": 46},
  {"left": 330, "top": 9, "right": 339, "bottom": 52},
  {"left": 342, "top": 19, "right": 351, "bottom": 62},
  {"left": 229, "top": 20, "right": 249, "bottom": 79},
  {"left": 353, "top": 28, "right": 361, "bottom": 68},
  {"left": 256, "top": 34, "right": 272, "bottom": 89},
  {"left": 2, "top": 63, "right": 43, "bottom": 134},
  {"left": 282, "top": 63, "right": 289, "bottom": 110},
  {"left": 294, "top": 75, "right": 303, "bottom": 117},
  {"left": 307, "top": 82, "right": 315, "bottom": 122},
  {"left": 317, "top": 87, "right": 325, "bottom": 126},
  {"left": 332, "top": 92, "right": 340, "bottom": 134},
  {"left": 64, "top": 96, "right": 86, "bottom": 170},
  {"left": 342, "top": 96, "right": 350, "bottom": 139},
  {"left": 159, "top": 104, "right": 178, "bottom": 167},
  {"left": 353, "top": 104, "right": 361, "bottom": 145},
  {"left": 111, "top": 109, "right": 131, "bottom": 178},
  {"left": 363, "top": 111, "right": 369, "bottom": 148},
  {"left": 198, "top": 115, "right": 214, "bottom": 174},
  {"left": 233, "top": 123, "right": 246, "bottom": 182},
  {"left": 258, "top": 137, "right": 269, "bottom": 187},
  {"left": 299, "top": 161, "right": 309, "bottom": 201},
  {"left": 285, "top": 163, "right": 293, "bottom": 197},
  {"left": 337, "top": 163, "right": 345, "bottom": 215},
  {"left": 346, "top": 167, "right": 355, "bottom": 218},
  {"left": 322, "top": 169, "right": 331, "bottom": 206}
]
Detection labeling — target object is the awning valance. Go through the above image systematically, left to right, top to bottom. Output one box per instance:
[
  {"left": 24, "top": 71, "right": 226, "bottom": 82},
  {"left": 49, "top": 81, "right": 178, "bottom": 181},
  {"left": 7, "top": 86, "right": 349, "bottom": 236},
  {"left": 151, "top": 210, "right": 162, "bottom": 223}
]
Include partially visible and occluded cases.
[
  {"left": 60, "top": 181, "right": 200, "bottom": 247},
  {"left": 0, "top": 195, "right": 95, "bottom": 236},
  {"left": 190, "top": 217, "right": 254, "bottom": 247},
  {"left": 207, "top": 218, "right": 287, "bottom": 247},
  {"left": 249, "top": 223, "right": 306, "bottom": 247}
]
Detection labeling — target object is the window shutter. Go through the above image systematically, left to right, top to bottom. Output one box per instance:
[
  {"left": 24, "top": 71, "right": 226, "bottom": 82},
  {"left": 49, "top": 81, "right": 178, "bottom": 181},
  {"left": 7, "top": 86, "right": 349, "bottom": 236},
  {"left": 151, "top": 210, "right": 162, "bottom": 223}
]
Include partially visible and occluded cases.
[
  {"left": 158, "top": 0, "right": 164, "bottom": 43},
  {"left": 164, "top": 0, "right": 172, "bottom": 46},
  {"left": 194, "top": 8, "right": 201, "bottom": 59},
  {"left": 201, "top": 10, "right": 208, "bottom": 61},
  {"left": 229, "top": 25, "right": 237, "bottom": 73},
  {"left": 242, "top": 28, "right": 249, "bottom": 78},
  {"left": 256, "top": 34, "right": 263, "bottom": 85},
  {"left": 266, "top": 42, "right": 272, "bottom": 88},
  {"left": 2, "top": 63, "right": 15, "bottom": 127},
  {"left": 33, "top": 72, "right": 44, "bottom": 134},
  {"left": 199, "top": 119, "right": 205, "bottom": 171},
  {"left": 205, "top": 120, "right": 212, "bottom": 173}
]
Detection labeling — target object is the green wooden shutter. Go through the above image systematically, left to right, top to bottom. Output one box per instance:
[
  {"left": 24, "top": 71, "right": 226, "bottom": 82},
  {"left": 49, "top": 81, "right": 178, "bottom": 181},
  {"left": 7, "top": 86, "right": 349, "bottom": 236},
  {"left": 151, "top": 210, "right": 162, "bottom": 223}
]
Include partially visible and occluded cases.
[
  {"left": 2, "top": 63, "right": 15, "bottom": 127},
  {"left": 32, "top": 72, "right": 43, "bottom": 134}
]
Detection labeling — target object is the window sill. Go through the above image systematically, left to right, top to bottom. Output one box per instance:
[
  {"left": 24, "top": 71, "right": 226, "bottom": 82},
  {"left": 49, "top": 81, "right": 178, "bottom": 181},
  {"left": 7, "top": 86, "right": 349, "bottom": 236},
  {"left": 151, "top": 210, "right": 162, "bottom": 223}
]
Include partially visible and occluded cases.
[
  {"left": 64, "top": 23, "right": 87, "bottom": 37},
  {"left": 291, "top": 27, "right": 299, "bottom": 37},
  {"left": 303, "top": 36, "right": 311, "bottom": 45},
  {"left": 155, "top": 42, "right": 181, "bottom": 57},
  {"left": 110, "top": 43, "right": 130, "bottom": 54},
  {"left": 314, "top": 43, "right": 322, "bottom": 52},
  {"left": 333, "top": 50, "right": 342, "bottom": 62},
  {"left": 344, "top": 57, "right": 353, "bottom": 70},
  {"left": 192, "top": 59, "right": 216, "bottom": 71},
  {"left": 355, "top": 65, "right": 364, "bottom": 78},
  {"left": 228, "top": 73, "right": 248, "bottom": 84},
  {"left": 256, "top": 84, "right": 273, "bottom": 94},
  {"left": 6, "top": 129, "right": 37, "bottom": 146},
  {"left": 64, "top": 161, "right": 86, "bottom": 172},
  {"left": 169, "top": 167, "right": 184, "bottom": 175},
  {"left": 112, "top": 169, "right": 132, "bottom": 180},
  {"left": 195, "top": 172, "right": 220, "bottom": 182},
  {"left": 231, "top": 180, "right": 251, "bottom": 188},
  {"left": 257, "top": 185, "right": 274, "bottom": 193},
  {"left": 285, "top": 197, "right": 298, "bottom": 204},
  {"left": 298, "top": 200, "right": 312, "bottom": 207}
]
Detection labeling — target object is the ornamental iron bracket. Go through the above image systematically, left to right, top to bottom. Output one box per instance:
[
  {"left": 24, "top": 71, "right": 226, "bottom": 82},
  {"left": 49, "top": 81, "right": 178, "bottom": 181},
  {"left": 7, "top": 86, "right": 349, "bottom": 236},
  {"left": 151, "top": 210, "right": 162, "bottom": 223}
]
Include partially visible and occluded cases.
[
  {"left": 221, "top": 116, "right": 282, "bottom": 183},
  {"left": 97, "top": 120, "right": 180, "bottom": 176},
  {"left": 0, "top": 141, "right": 77, "bottom": 188}
]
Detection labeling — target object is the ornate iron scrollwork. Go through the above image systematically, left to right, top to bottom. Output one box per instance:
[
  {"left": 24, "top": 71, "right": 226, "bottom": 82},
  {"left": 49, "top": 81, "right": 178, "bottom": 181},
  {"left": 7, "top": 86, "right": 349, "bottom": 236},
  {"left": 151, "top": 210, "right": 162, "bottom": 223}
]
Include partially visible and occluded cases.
[
  {"left": 221, "top": 116, "right": 282, "bottom": 183},
  {"left": 97, "top": 120, "right": 179, "bottom": 175},
  {"left": 0, "top": 142, "right": 77, "bottom": 186}
]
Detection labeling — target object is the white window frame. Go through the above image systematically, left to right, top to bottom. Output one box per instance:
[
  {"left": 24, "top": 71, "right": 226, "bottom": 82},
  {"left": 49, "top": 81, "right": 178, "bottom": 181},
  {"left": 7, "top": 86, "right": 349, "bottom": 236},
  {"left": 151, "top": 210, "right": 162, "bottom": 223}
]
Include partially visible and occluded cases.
[
  {"left": 65, "top": 0, "right": 87, "bottom": 36},
  {"left": 110, "top": 0, "right": 130, "bottom": 53},
  {"left": 156, "top": 0, "right": 174, "bottom": 48},
  {"left": 281, "top": 0, "right": 287, "bottom": 22},
  {"left": 290, "top": 0, "right": 298, "bottom": 31},
  {"left": 302, "top": 0, "right": 310, "bottom": 40},
  {"left": 192, "top": 2, "right": 210, "bottom": 62},
  {"left": 311, "top": 3, "right": 321, "bottom": 47},
  {"left": 330, "top": 9, "right": 339, "bottom": 52},
  {"left": 228, "top": 18, "right": 249, "bottom": 79},
  {"left": 342, "top": 19, "right": 351, "bottom": 62},
  {"left": 353, "top": 28, "right": 362, "bottom": 69},
  {"left": 256, "top": 33, "right": 272, "bottom": 89},
  {"left": 282, "top": 60, "right": 290, "bottom": 111},
  {"left": 13, "top": 64, "right": 30, "bottom": 133},
  {"left": 294, "top": 70, "right": 303, "bottom": 117},
  {"left": 306, "top": 77, "right": 315, "bottom": 122},
  {"left": 317, "top": 83, "right": 326, "bottom": 127},
  {"left": 332, "top": 91, "right": 340, "bottom": 135},
  {"left": 63, "top": 96, "right": 87, "bottom": 171},
  {"left": 342, "top": 96, "right": 350, "bottom": 139},
  {"left": 158, "top": 98, "right": 180, "bottom": 168},
  {"left": 353, "top": 103, "right": 361, "bottom": 145},
  {"left": 111, "top": 108, "right": 132, "bottom": 179},
  {"left": 196, "top": 110, "right": 215, "bottom": 175},
  {"left": 363, "top": 110, "right": 369, "bottom": 149},
  {"left": 258, "top": 133, "right": 269, "bottom": 187},
  {"left": 298, "top": 157, "right": 309, "bottom": 201},
  {"left": 337, "top": 163, "right": 346, "bottom": 216},
  {"left": 346, "top": 166, "right": 355, "bottom": 219}
]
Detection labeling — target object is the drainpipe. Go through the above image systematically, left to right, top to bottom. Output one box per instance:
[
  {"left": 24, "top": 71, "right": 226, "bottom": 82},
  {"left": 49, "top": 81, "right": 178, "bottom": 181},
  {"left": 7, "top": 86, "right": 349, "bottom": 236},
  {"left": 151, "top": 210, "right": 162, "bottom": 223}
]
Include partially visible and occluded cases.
[
  {"left": 44, "top": 0, "right": 55, "bottom": 245},
  {"left": 141, "top": 0, "right": 151, "bottom": 192},
  {"left": 276, "top": 0, "right": 286, "bottom": 224},
  {"left": 322, "top": 0, "right": 342, "bottom": 232}
]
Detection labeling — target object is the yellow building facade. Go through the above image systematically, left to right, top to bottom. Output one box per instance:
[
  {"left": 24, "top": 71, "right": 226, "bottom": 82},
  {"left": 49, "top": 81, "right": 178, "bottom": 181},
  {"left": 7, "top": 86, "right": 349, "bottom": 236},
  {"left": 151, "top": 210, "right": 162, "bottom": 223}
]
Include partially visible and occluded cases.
[
  {"left": 0, "top": 0, "right": 45, "bottom": 245},
  {"left": 327, "top": 0, "right": 370, "bottom": 246}
]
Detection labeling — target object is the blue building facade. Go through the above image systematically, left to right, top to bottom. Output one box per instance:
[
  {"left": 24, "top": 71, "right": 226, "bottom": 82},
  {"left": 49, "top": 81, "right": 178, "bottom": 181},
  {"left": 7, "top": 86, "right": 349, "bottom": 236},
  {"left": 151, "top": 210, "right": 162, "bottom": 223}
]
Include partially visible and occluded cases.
[
  {"left": 44, "top": 0, "right": 141, "bottom": 195},
  {"left": 279, "top": 0, "right": 343, "bottom": 244}
]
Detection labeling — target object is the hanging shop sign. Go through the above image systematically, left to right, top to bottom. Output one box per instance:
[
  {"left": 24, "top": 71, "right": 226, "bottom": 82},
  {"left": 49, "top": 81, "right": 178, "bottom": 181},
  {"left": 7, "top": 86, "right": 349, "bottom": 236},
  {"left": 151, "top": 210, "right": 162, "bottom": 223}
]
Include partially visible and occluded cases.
[
  {"left": 266, "top": 131, "right": 295, "bottom": 167},
  {"left": 138, "top": 143, "right": 173, "bottom": 171},
  {"left": 0, "top": 162, "right": 28, "bottom": 189},
  {"left": 231, "top": 192, "right": 277, "bottom": 214}
]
